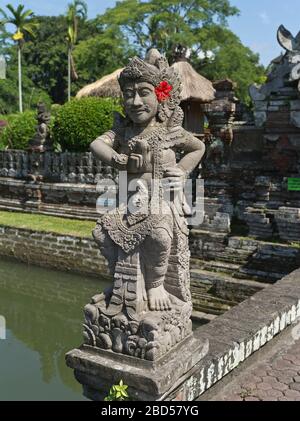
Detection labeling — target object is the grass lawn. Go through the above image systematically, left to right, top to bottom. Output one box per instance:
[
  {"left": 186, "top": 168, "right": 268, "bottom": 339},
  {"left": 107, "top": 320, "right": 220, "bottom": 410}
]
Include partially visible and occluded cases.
[{"left": 0, "top": 211, "right": 94, "bottom": 238}]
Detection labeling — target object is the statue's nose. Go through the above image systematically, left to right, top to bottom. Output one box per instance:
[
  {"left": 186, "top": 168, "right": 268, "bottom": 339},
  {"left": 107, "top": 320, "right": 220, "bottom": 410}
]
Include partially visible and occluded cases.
[{"left": 133, "top": 92, "right": 143, "bottom": 106}]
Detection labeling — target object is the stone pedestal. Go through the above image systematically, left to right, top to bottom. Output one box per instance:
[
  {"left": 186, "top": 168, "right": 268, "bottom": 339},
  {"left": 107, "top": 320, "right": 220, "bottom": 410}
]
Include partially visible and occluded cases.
[{"left": 66, "top": 335, "right": 208, "bottom": 401}]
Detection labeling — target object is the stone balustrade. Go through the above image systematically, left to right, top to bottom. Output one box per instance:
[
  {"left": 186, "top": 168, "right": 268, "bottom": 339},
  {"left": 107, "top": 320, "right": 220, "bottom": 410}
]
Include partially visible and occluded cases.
[{"left": 0, "top": 150, "right": 117, "bottom": 184}]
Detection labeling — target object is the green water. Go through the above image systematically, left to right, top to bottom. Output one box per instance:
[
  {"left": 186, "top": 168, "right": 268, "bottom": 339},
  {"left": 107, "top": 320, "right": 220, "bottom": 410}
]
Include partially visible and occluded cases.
[{"left": 0, "top": 257, "right": 110, "bottom": 401}]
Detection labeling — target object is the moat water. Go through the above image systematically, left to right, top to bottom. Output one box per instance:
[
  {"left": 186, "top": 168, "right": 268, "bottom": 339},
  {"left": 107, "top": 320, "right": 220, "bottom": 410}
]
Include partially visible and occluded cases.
[{"left": 0, "top": 257, "right": 110, "bottom": 401}]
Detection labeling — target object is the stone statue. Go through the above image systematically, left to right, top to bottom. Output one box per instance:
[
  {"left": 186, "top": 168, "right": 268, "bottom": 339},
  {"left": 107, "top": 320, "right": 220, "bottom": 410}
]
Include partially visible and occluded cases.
[
  {"left": 250, "top": 25, "right": 300, "bottom": 101},
  {"left": 84, "top": 49, "right": 205, "bottom": 361},
  {"left": 28, "top": 102, "right": 52, "bottom": 152}
]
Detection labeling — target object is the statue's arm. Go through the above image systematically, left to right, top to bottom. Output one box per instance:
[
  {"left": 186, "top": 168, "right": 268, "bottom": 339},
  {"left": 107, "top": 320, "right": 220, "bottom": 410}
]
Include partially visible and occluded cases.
[
  {"left": 90, "top": 112, "right": 128, "bottom": 170},
  {"left": 90, "top": 131, "right": 128, "bottom": 171},
  {"left": 176, "top": 133, "right": 206, "bottom": 176}
]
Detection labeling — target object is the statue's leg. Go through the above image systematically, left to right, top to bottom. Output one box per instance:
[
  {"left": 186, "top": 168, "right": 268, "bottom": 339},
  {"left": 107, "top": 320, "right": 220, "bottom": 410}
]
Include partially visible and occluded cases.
[
  {"left": 93, "top": 223, "right": 118, "bottom": 275},
  {"left": 141, "top": 226, "right": 173, "bottom": 311}
]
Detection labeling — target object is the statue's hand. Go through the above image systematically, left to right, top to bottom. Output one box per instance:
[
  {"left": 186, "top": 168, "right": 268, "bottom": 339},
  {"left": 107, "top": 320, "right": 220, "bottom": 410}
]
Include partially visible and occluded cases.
[
  {"left": 127, "top": 139, "right": 152, "bottom": 173},
  {"left": 112, "top": 153, "right": 128, "bottom": 170},
  {"left": 127, "top": 154, "right": 144, "bottom": 172},
  {"left": 162, "top": 167, "right": 185, "bottom": 192}
]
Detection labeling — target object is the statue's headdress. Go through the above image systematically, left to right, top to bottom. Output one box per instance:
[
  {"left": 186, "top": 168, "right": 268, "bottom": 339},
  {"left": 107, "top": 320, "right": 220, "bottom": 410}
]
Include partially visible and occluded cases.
[{"left": 119, "top": 49, "right": 183, "bottom": 126}]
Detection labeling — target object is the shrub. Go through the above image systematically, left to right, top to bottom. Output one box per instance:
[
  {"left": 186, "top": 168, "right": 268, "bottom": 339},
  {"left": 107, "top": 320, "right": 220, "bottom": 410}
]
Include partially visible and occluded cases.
[
  {"left": 52, "top": 97, "right": 122, "bottom": 152},
  {"left": 0, "top": 111, "right": 37, "bottom": 150},
  {"left": 104, "top": 380, "right": 129, "bottom": 401}
]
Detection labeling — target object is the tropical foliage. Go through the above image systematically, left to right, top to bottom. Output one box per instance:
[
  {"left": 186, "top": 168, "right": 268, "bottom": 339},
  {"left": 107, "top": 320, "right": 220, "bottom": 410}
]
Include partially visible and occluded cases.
[
  {"left": 0, "top": 0, "right": 266, "bottom": 113},
  {"left": 66, "top": 0, "right": 88, "bottom": 101},
  {"left": 98, "top": 0, "right": 239, "bottom": 61},
  {"left": 0, "top": 4, "right": 39, "bottom": 112},
  {"left": 52, "top": 97, "right": 122, "bottom": 152},
  {"left": 0, "top": 110, "right": 36, "bottom": 149},
  {"left": 104, "top": 380, "right": 129, "bottom": 401}
]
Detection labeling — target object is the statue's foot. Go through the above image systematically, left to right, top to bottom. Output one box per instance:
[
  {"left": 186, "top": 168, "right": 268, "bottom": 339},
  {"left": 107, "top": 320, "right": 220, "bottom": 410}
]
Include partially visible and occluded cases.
[{"left": 148, "top": 285, "right": 172, "bottom": 311}]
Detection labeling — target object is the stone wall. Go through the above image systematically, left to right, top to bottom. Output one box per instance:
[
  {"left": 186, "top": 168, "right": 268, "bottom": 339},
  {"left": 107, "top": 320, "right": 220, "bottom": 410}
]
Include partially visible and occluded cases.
[
  {"left": 198, "top": 54, "right": 300, "bottom": 244},
  {"left": 200, "top": 122, "right": 300, "bottom": 243},
  {"left": 0, "top": 149, "right": 119, "bottom": 220},
  {"left": 0, "top": 150, "right": 117, "bottom": 184},
  {"left": 0, "top": 178, "right": 100, "bottom": 220},
  {"left": 0, "top": 225, "right": 109, "bottom": 279},
  {"left": 0, "top": 225, "right": 298, "bottom": 317},
  {"left": 0, "top": 226, "right": 238, "bottom": 316},
  {"left": 189, "top": 231, "right": 300, "bottom": 284},
  {"left": 167, "top": 269, "right": 300, "bottom": 401}
]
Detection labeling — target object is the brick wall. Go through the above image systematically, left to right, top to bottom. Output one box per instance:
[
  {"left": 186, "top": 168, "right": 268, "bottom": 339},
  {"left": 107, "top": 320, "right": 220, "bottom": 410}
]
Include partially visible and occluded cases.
[{"left": 0, "top": 225, "right": 109, "bottom": 279}]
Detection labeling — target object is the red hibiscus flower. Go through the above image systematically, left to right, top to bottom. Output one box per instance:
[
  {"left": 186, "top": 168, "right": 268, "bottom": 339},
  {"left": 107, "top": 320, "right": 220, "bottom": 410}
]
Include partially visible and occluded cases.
[{"left": 155, "top": 81, "right": 173, "bottom": 102}]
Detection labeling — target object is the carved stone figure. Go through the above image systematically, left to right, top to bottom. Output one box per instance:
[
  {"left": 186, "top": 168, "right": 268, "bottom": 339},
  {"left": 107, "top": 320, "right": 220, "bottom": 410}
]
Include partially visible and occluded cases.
[
  {"left": 250, "top": 25, "right": 300, "bottom": 101},
  {"left": 84, "top": 49, "right": 205, "bottom": 361},
  {"left": 28, "top": 102, "right": 52, "bottom": 152}
]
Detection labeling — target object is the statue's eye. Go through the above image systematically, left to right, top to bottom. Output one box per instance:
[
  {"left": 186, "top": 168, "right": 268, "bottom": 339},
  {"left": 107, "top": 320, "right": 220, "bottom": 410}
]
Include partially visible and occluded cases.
[
  {"left": 139, "top": 89, "right": 151, "bottom": 97},
  {"left": 124, "top": 90, "right": 134, "bottom": 98}
]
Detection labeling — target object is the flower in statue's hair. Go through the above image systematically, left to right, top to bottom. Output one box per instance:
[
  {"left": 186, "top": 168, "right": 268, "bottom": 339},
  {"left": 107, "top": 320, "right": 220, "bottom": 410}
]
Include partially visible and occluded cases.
[{"left": 155, "top": 81, "right": 173, "bottom": 102}]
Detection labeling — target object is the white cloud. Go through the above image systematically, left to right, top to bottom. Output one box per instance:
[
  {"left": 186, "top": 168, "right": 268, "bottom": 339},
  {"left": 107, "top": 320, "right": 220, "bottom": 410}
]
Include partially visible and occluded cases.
[{"left": 259, "top": 12, "right": 271, "bottom": 25}]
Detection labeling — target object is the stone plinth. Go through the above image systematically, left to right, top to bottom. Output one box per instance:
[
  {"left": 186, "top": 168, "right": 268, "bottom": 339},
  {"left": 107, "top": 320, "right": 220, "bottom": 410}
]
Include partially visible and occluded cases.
[
  {"left": 275, "top": 207, "right": 300, "bottom": 242},
  {"left": 66, "top": 335, "right": 208, "bottom": 401}
]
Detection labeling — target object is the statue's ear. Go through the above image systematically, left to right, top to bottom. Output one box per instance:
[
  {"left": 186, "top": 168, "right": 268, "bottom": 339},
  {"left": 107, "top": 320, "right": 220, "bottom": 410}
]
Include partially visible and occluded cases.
[{"left": 277, "top": 25, "right": 296, "bottom": 52}]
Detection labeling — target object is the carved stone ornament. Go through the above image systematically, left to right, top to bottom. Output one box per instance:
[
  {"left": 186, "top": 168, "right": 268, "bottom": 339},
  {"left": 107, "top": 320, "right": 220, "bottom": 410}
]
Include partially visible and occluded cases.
[
  {"left": 66, "top": 50, "right": 207, "bottom": 398},
  {"left": 77, "top": 50, "right": 208, "bottom": 363},
  {"left": 28, "top": 102, "right": 52, "bottom": 152}
]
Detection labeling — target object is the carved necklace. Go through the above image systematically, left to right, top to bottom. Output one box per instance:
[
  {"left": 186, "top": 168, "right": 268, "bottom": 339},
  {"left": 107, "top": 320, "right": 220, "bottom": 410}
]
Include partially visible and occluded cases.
[{"left": 124, "top": 126, "right": 167, "bottom": 214}]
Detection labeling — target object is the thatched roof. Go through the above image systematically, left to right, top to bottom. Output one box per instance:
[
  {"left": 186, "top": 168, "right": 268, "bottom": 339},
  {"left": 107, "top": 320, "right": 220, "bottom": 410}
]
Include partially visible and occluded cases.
[
  {"left": 76, "top": 60, "right": 215, "bottom": 103},
  {"left": 172, "top": 60, "right": 215, "bottom": 103},
  {"left": 76, "top": 68, "right": 123, "bottom": 99}
]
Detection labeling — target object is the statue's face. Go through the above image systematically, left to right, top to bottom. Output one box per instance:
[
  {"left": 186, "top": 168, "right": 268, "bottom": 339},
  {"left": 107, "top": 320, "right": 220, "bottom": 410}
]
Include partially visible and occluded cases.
[{"left": 123, "top": 82, "right": 158, "bottom": 125}]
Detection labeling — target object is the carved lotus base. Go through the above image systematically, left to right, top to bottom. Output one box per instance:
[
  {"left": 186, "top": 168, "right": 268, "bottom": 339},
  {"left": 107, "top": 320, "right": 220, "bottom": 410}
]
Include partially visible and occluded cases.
[{"left": 83, "top": 291, "right": 193, "bottom": 361}]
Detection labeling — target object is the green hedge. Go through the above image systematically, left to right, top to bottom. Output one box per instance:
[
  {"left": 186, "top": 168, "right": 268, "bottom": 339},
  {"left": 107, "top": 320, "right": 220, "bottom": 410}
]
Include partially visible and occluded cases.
[
  {"left": 52, "top": 97, "right": 122, "bottom": 152},
  {"left": 0, "top": 111, "right": 37, "bottom": 150}
]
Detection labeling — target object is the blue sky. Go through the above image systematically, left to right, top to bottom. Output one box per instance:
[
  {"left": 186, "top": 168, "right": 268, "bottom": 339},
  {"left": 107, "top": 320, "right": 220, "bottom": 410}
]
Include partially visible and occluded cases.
[{"left": 2, "top": 0, "right": 300, "bottom": 66}]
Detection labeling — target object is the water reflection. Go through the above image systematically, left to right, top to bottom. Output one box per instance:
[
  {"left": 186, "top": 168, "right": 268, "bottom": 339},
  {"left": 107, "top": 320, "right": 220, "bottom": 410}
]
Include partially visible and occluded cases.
[{"left": 0, "top": 257, "right": 110, "bottom": 401}]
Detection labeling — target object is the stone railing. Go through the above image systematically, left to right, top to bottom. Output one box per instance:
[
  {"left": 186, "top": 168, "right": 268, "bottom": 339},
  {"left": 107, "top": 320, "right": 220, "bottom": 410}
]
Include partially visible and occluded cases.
[{"left": 0, "top": 150, "right": 117, "bottom": 184}]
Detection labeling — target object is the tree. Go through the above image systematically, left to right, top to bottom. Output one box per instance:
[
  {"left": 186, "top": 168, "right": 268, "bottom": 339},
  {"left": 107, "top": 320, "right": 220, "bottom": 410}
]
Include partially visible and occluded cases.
[
  {"left": 66, "top": 0, "right": 88, "bottom": 102},
  {"left": 98, "top": 0, "right": 239, "bottom": 62},
  {"left": 98, "top": 0, "right": 266, "bottom": 103},
  {"left": 0, "top": 4, "right": 39, "bottom": 112},
  {"left": 10, "top": 15, "right": 129, "bottom": 104},
  {"left": 20, "top": 15, "right": 98, "bottom": 104},
  {"left": 0, "top": 21, "right": 10, "bottom": 55},
  {"left": 73, "top": 26, "right": 137, "bottom": 91},
  {"left": 194, "top": 30, "right": 266, "bottom": 104},
  {"left": 0, "top": 53, "right": 52, "bottom": 115}
]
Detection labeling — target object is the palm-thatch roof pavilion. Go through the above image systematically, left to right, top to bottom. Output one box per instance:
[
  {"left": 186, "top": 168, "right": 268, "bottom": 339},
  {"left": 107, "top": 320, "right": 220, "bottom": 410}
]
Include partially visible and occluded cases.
[
  {"left": 76, "top": 59, "right": 215, "bottom": 136},
  {"left": 172, "top": 59, "right": 215, "bottom": 135},
  {"left": 76, "top": 68, "right": 123, "bottom": 99}
]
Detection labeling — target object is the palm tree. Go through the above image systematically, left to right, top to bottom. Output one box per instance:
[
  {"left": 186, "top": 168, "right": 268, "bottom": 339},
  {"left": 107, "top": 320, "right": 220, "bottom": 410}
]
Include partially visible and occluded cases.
[
  {"left": 66, "top": 0, "right": 87, "bottom": 102},
  {"left": 0, "top": 4, "right": 39, "bottom": 113}
]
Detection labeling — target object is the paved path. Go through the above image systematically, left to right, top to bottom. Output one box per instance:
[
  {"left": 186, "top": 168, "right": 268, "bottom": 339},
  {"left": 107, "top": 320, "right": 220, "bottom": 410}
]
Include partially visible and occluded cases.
[{"left": 203, "top": 320, "right": 300, "bottom": 401}]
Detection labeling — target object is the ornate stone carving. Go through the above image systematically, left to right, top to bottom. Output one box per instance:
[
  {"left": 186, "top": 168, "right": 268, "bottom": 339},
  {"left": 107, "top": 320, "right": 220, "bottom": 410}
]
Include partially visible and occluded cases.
[
  {"left": 250, "top": 25, "right": 300, "bottom": 102},
  {"left": 83, "top": 49, "right": 206, "bottom": 361},
  {"left": 28, "top": 102, "right": 52, "bottom": 152}
]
